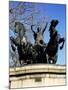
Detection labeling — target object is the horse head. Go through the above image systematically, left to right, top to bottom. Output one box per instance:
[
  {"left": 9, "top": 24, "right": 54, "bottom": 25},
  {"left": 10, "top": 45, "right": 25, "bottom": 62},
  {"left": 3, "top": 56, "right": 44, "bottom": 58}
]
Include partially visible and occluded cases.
[
  {"left": 49, "top": 20, "right": 59, "bottom": 37},
  {"left": 50, "top": 20, "right": 59, "bottom": 28},
  {"left": 14, "top": 22, "right": 26, "bottom": 38}
]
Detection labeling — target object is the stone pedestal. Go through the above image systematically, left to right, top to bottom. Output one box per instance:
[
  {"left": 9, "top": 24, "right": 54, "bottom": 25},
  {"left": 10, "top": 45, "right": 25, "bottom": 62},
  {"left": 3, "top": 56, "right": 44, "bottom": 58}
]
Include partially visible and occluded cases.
[{"left": 9, "top": 64, "right": 66, "bottom": 89}]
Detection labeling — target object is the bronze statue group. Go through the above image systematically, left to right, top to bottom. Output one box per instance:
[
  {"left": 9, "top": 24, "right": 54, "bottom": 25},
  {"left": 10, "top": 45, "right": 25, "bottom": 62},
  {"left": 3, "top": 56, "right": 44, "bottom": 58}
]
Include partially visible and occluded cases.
[{"left": 10, "top": 19, "right": 65, "bottom": 66}]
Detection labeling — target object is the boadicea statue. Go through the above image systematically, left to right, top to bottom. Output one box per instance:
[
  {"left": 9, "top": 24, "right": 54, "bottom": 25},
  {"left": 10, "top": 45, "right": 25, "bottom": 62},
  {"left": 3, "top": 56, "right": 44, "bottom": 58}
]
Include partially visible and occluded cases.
[{"left": 10, "top": 20, "right": 65, "bottom": 66}]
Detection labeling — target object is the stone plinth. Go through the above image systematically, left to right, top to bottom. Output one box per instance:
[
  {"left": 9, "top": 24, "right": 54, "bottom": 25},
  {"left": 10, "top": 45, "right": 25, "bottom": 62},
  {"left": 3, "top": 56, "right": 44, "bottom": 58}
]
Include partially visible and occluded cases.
[{"left": 9, "top": 64, "right": 66, "bottom": 89}]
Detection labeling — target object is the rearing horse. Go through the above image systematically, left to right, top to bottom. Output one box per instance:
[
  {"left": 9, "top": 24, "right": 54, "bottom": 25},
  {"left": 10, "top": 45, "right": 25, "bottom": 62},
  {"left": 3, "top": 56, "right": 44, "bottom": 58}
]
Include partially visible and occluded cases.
[
  {"left": 46, "top": 20, "right": 65, "bottom": 64},
  {"left": 10, "top": 22, "right": 34, "bottom": 65},
  {"left": 10, "top": 22, "right": 27, "bottom": 65}
]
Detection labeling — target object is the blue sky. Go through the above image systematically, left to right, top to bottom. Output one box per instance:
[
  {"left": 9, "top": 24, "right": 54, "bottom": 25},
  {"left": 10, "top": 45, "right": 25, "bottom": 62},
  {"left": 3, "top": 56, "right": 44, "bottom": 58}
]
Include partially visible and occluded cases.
[{"left": 9, "top": 1, "right": 66, "bottom": 65}]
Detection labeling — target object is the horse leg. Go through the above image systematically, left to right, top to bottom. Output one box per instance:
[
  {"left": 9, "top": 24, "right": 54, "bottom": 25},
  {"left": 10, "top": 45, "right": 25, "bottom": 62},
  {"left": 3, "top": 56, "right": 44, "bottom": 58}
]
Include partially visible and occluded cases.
[
  {"left": 59, "top": 38, "right": 65, "bottom": 50},
  {"left": 46, "top": 54, "right": 49, "bottom": 63},
  {"left": 48, "top": 54, "right": 57, "bottom": 64},
  {"left": 53, "top": 54, "right": 57, "bottom": 64},
  {"left": 48, "top": 57, "right": 55, "bottom": 64},
  {"left": 48, "top": 57, "right": 53, "bottom": 64}
]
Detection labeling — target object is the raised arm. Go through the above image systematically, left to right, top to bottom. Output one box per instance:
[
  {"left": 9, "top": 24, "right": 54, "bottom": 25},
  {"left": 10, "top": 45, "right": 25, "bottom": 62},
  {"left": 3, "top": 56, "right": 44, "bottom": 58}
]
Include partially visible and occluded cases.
[
  {"left": 42, "top": 22, "right": 48, "bottom": 34},
  {"left": 31, "top": 25, "right": 36, "bottom": 34}
]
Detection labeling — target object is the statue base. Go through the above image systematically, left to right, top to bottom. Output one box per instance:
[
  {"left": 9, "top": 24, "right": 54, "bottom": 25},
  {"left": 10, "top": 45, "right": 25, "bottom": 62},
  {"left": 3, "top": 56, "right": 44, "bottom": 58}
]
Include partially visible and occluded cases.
[{"left": 9, "top": 64, "right": 66, "bottom": 88}]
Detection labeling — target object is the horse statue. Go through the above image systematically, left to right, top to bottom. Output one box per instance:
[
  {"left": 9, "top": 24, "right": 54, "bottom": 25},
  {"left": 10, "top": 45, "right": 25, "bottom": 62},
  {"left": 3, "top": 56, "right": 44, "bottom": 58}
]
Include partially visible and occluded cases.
[
  {"left": 10, "top": 20, "right": 65, "bottom": 66},
  {"left": 45, "top": 20, "right": 65, "bottom": 64},
  {"left": 10, "top": 22, "right": 36, "bottom": 66},
  {"left": 10, "top": 22, "right": 27, "bottom": 65},
  {"left": 31, "top": 23, "right": 48, "bottom": 63}
]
